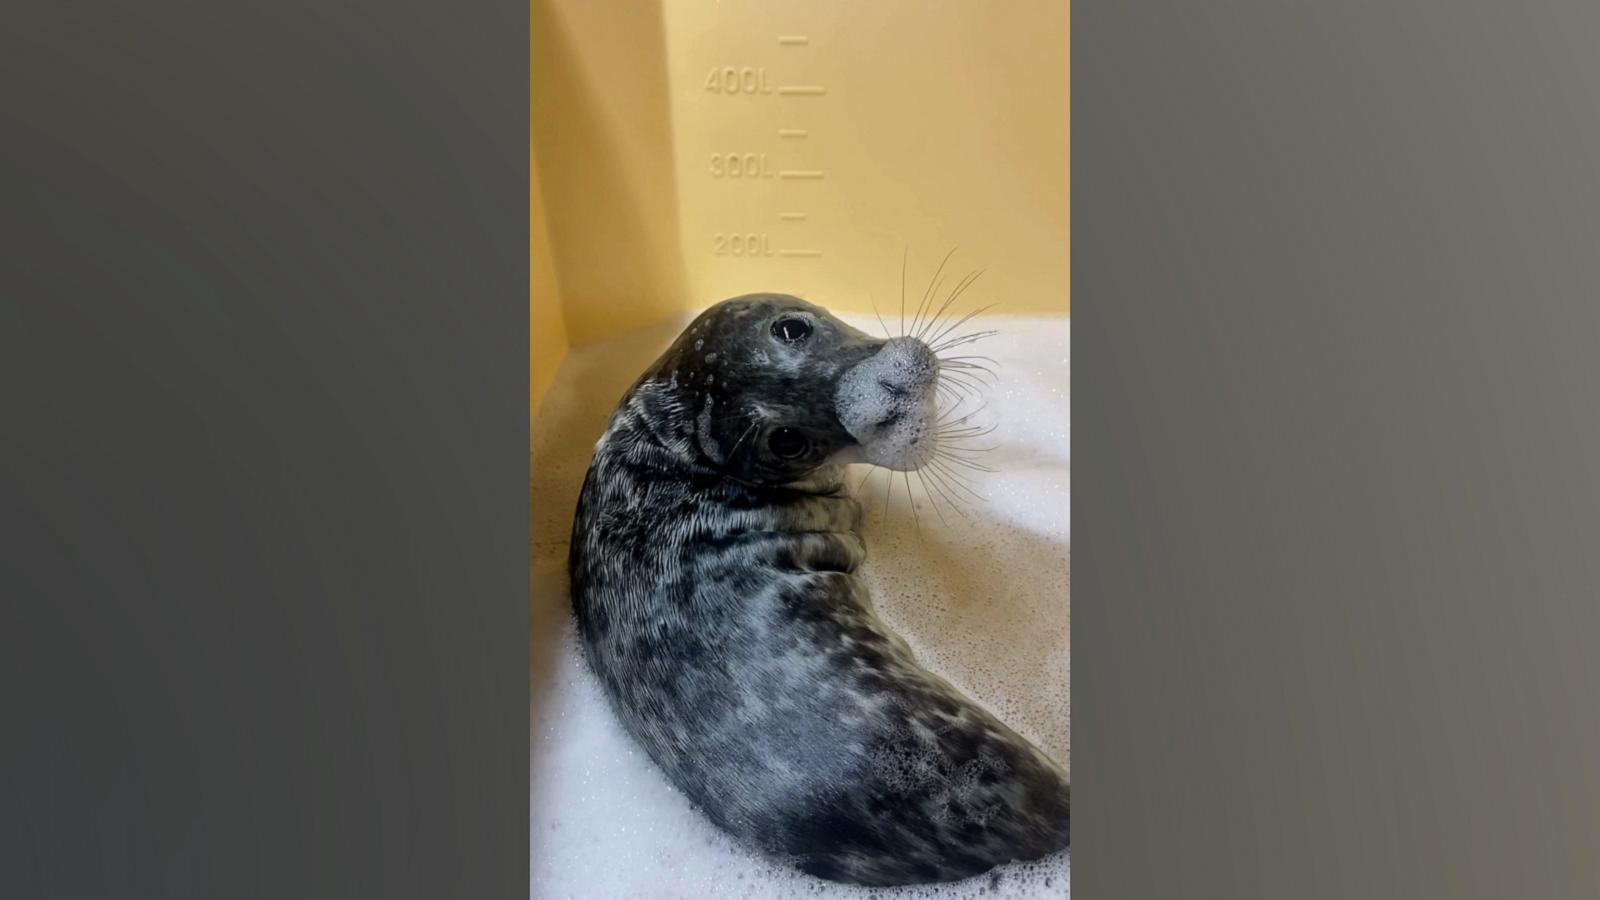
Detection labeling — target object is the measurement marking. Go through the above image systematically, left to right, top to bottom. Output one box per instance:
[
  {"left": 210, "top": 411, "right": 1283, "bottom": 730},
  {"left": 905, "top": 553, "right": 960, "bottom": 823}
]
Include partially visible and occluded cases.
[
  {"left": 778, "top": 35, "right": 810, "bottom": 46},
  {"left": 777, "top": 85, "right": 827, "bottom": 95},
  {"left": 778, "top": 129, "right": 809, "bottom": 138},
  {"left": 779, "top": 170, "right": 825, "bottom": 180},
  {"left": 778, "top": 212, "right": 807, "bottom": 221},
  {"left": 779, "top": 249, "right": 823, "bottom": 257}
]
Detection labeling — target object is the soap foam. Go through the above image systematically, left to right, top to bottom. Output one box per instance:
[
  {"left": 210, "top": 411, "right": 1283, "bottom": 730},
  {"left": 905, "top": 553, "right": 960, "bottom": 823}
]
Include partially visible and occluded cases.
[{"left": 532, "top": 314, "right": 1070, "bottom": 898}]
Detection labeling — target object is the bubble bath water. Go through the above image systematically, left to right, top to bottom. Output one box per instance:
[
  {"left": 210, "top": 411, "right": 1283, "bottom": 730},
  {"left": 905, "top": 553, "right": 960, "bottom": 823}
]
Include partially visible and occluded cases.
[{"left": 532, "top": 313, "right": 1070, "bottom": 899}]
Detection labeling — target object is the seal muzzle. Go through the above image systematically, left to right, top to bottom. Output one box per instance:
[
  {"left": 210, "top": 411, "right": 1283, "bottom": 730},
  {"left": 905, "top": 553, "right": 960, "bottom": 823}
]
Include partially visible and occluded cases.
[{"left": 835, "top": 337, "right": 940, "bottom": 471}]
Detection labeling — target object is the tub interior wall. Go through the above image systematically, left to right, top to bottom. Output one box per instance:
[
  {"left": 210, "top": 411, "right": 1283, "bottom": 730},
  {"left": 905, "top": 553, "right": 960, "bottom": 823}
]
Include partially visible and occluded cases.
[{"left": 532, "top": 0, "right": 1069, "bottom": 381}]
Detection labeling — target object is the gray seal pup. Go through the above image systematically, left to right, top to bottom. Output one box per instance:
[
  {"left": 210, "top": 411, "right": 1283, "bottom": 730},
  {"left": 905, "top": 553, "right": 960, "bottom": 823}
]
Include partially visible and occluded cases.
[{"left": 568, "top": 294, "right": 1069, "bottom": 886}]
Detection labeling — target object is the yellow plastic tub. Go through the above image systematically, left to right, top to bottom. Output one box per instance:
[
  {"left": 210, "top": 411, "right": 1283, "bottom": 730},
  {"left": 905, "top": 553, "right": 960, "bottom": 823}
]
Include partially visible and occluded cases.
[{"left": 532, "top": 7, "right": 1071, "bottom": 895}]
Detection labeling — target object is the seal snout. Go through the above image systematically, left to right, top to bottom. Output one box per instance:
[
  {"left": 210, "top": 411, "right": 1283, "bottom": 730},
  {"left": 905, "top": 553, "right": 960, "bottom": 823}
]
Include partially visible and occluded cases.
[{"left": 834, "top": 337, "right": 940, "bottom": 471}]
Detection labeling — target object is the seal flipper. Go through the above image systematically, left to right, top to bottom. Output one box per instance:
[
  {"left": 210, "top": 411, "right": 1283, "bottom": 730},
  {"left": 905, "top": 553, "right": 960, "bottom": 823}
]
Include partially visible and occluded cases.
[{"left": 769, "top": 693, "right": 1069, "bottom": 887}]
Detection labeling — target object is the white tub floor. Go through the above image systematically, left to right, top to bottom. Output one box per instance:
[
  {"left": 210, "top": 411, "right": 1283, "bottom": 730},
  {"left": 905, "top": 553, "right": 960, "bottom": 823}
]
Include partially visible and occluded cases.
[{"left": 532, "top": 313, "right": 1070, "bottom": 899}]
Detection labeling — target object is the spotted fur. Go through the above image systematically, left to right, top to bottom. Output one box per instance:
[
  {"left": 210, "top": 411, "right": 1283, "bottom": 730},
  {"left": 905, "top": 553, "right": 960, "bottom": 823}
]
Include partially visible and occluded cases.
[{"left": 569, "top": 295, "right": 1069, "bottom": 886}]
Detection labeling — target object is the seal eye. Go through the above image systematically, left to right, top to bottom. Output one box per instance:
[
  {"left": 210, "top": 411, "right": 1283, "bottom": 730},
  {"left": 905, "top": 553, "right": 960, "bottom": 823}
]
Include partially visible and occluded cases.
[
  {"left": 771, "top": 317, "right": 813, "bottom": 344},
  {"left": 767, "top": 427, "right": 809, "bottom": 460}
]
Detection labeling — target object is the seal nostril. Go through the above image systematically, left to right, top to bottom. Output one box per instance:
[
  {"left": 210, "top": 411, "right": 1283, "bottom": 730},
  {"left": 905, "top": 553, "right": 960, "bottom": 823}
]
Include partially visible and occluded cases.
[
  {"left": 877, "top": 378, "right": 908, "bottom": 399},
  {"left": 875, "top": 411, "right": 901, "bottom": 430}
]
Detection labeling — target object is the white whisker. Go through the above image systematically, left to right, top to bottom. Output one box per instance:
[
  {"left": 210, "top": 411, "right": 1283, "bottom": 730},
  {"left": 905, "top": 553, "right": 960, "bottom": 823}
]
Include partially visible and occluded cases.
[
  {"left": 917, "top": 269, "right": 985, "bottom": 342},
  {"left": 927, "top": 303, "right": 1000, "bottom": 348}
]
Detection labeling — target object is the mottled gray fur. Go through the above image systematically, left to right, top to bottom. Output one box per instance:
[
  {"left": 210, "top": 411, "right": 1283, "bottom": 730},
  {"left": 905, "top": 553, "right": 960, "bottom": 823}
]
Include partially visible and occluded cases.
[{"left": 569, "top": 295, "right": 1069, "bottom": 886}]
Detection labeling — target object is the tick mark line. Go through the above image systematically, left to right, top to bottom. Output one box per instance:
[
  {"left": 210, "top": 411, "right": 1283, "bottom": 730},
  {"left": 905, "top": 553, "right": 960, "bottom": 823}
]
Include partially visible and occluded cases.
[
  {"left": 777, "top": 35, "right": 809, "bottom": 45},
  {"left": 777, "top": 86, "right": 827, "bottom": 95},
  {"left": 778, "top": 129, "right": 808, "bottom": 138},
  {"left": 778, "top": 170, "right": 825, "bottom": 180},
  {"left": 778, "top": 212, "right": 807, "bottom": 221},
  {"left": 778, "top": 249, "right": 823, "bottom": 257}
]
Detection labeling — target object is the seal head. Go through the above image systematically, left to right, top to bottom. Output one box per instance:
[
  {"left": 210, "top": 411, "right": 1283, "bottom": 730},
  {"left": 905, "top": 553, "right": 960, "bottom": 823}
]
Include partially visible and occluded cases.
[{"left": 625, "top": 293, "right": 941, "bottom": 483}]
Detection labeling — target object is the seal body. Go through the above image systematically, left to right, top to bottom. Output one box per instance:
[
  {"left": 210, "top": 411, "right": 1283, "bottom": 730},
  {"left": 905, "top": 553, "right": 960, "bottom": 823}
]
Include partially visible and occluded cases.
[{"left": 569, "top": 295, "right": 1069, "bottom": 886}]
